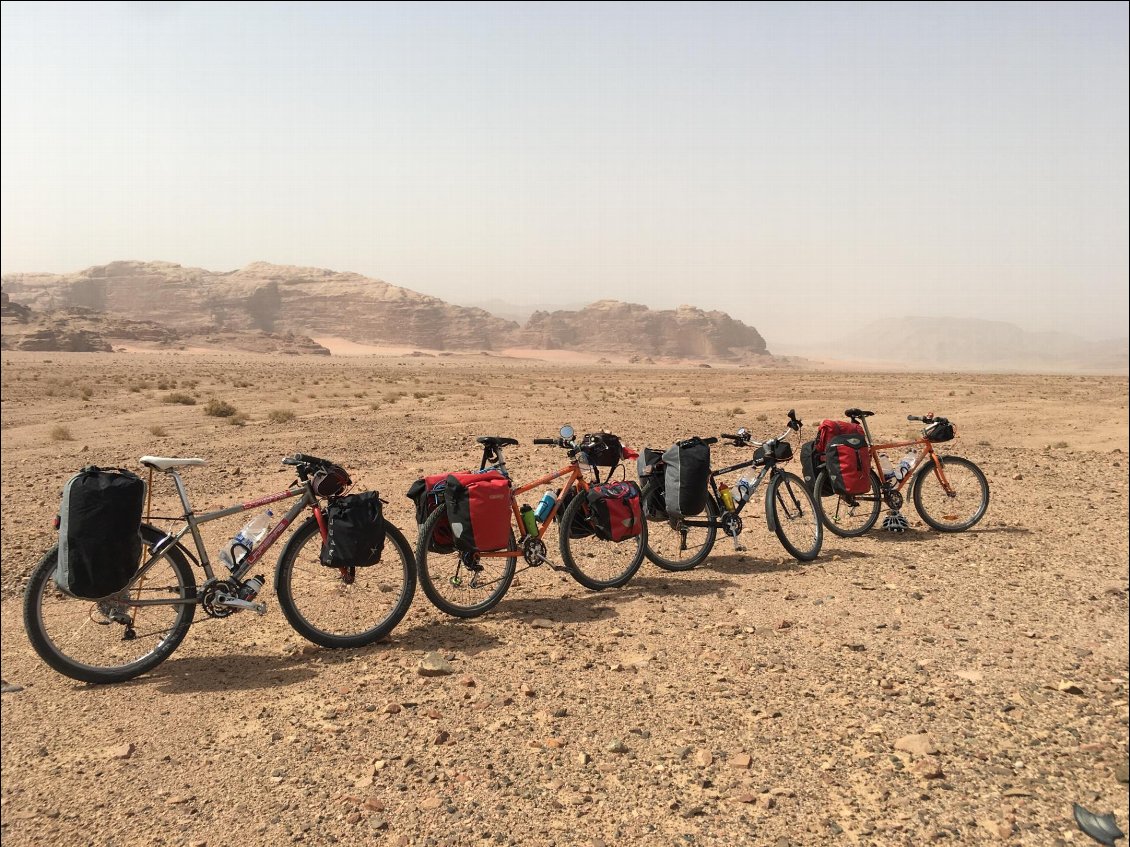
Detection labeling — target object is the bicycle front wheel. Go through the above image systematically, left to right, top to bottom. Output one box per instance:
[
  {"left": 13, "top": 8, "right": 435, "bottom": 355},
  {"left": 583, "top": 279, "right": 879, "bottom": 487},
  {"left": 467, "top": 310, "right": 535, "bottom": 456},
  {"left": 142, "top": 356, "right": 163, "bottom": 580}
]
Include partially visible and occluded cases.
[
  {"left": 912, "top": 455, "right": 989, "bottom": 532},
  {"left": 812, "top": 470, "right": 882, "bottom": 538},
  {"left": 766, "top": 471, "right": 823, "bottom": 561},
  {"left": 640, "top": 480, "right": 717, "bottom": 571},
  {"left": 558, "top": 488, "right": 646, "bottom": 590},
  {"left": 416, "top": 507, "right": 516, "bottom": 618},
  {"left": 275, "top": 516, "right": 416, "bottom": 648},
  {"left": 23, "top": 524, "right": 197, "bottom": 684}
]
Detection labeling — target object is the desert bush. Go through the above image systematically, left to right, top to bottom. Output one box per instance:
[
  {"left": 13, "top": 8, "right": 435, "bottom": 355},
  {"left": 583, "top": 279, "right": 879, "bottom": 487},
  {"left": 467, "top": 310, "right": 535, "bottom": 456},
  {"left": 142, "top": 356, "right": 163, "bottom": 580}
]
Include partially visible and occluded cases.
[
  {"left": 162, "top": 392, "right": 196, "bottom": 406},
  {"left": 204, "top": 398, "right": 237, "bottom": 418},
  {"left": 267, "top": 409, "right": 296, "bottom": 424},
  {"left": 228, "top": 413, "right": 248, "bottom": 427},
  {"left": 50, "top": 425, "right": 73, "bottom": 441},
  {"left": 149, "top": 425, "right": 167, "bottom": 437}
]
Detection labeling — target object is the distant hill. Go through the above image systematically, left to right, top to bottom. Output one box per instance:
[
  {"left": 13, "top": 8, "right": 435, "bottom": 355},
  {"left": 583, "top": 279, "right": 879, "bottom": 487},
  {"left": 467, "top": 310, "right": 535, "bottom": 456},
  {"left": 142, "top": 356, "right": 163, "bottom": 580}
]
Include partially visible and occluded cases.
[
  {"left": 1, "top": 261, "right": 772, "bottom": 360},
  {"left": 828, "top": 316, "right": 1128, "bottom": 373}
]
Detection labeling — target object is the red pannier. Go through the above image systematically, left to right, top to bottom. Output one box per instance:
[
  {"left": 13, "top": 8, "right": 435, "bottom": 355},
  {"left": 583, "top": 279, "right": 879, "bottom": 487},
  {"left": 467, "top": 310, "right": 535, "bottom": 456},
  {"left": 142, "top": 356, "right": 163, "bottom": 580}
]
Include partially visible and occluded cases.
[
  {"left": 814, "top": 419, "right": 865, "bottom": 453},
  {"left": 824, "top": 433, "right": 872, "bottom": 497},
  {"left": 444, "top": 470, "right": 512, "bottom": 552},
  {"left": 406, "top": 472, "right": 456, "bottom": 550},
  {"left": 585, "top": 481, "right": 643, "bottom": 542}
]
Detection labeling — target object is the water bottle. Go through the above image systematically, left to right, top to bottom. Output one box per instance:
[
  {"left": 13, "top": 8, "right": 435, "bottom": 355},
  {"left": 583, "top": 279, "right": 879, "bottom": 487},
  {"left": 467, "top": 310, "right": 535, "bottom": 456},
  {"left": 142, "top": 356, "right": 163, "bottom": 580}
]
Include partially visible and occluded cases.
[
  {"left": 894, "top": 451, "right": 916, "bottom": 482},
  {"left": 878, "top": 452, "right": 894, "bottom": 482},
  {"left": 735, "top": 477, "right": 753, "bottom": 507},
  {"left": 718, "top": 483, "right": 735, "bottom": 512},
  {"left": 533, "top": 491, "right": 557, "bottom": 523},
  {"left": 520, "top": 505, "right": 539, "bottom": 538},
  {"left": 220, "top": 510, "right": 273, "bottom": 571},
  {"left": 239, "top": 575, "right": 265, "bottom": 601}
]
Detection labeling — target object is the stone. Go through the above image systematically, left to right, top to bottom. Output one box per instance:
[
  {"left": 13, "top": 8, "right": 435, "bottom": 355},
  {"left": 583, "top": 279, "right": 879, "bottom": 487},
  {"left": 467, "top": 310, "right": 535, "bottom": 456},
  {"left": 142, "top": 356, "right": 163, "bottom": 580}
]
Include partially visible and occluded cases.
[
  {"left": 530, "top": 618, "right": 556, "bottom": 629},
  {"left": 418, "top": 653, "right": 454, "bottom": 676},
  {"left": 955, "top": 670, "right": 983, "bottom": 683},
  {"left": 0, "top": 680, "right": 24, "bottom": 694},
  {"left": 1055, "top": 681, "right": 1084, "bottom": 695},
  {"left": 382, "top": 703, "right": 402, "bottom": 714},
  {"left": 895, "top": 734, "right": 938, "bottom": 757},
  {"left": 606, "top": 739, "right": 628, "bottom": 754},
  {"left": 106, "top": 743, "right": 135, "bottom": 760},
  {"left": 693, "top": 749, "right": 713, "bottom": 767},
  {"left": 730, "top": 753, "right": 752, "bottom": 770},
  {"left": 912, "top": 757, "right": 945, "bottom": 779},
  {"left": 1115, "top": 761, "right": 1129, "bottom": 784},
  {"left": 419, "top": 797, "right": 443, "bottom": 810},
  {"left": 979, "top": 819, "right": 1013, "bottom": 839}
]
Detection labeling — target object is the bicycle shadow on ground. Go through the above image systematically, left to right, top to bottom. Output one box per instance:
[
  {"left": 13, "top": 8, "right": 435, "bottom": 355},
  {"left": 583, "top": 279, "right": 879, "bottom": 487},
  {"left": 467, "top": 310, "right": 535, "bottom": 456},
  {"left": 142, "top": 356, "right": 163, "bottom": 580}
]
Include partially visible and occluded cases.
[
  {"left": 964, "top": 525, "right": 1031, "bottom": 535},
  {"left": 868, "top": 529, "right": 942, "bottom": 544},
  {"left": 806, "top": 547, "right": 870, "bottom": 561},
  {"left": 701, "top": 554, "right": 806, "bottom": 576},
  {"left": 486, "top": 574, "right": 741, "bottom": 625},
  {"left": 386, "top": 620, "right": 505, "bottom": 656},
  {"left": 142, "top": 652, "right": 321, "bottom": 694}
]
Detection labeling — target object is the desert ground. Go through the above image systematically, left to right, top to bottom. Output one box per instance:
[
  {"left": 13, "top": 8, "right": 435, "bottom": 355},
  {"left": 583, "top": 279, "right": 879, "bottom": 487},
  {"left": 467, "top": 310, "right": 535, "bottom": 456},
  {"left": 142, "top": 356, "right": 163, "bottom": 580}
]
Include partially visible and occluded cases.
[{"left": 1, "top": 351, "right": 1127, "bottom": 847}]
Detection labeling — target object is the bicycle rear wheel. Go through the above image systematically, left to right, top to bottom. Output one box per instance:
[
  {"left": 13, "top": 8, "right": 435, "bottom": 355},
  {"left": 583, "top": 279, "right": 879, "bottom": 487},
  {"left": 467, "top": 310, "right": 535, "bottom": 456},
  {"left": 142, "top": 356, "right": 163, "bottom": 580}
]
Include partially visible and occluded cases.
[
  {"left": 912, "top": 455, "right": 989, "bottom": 532},
  {"left": 765, "top": 470, "right": 823, "bottom": 561},
  {"left": 812, "top": 470, "right": 882, "bottom": 537},
  {"left": 640, "top": 480, "right": 717, "bottom": 571},
  {"left": 558, "top": 489, "right": 646, "bottom": 590},
  {"left": 416, "top": 507, "right": 516, "bottom": 618},
  {"left": 275, "top": 516, "right": 416, "bottom": 648},
  {"left": 23, "top": 524, "right": 197, "bottom": 684}
]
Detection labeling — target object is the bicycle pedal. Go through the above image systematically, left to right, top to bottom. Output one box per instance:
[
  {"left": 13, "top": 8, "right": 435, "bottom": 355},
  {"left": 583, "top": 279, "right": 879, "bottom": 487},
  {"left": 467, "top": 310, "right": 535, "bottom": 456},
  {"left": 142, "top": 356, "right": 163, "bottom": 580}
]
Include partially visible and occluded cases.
[{"left": 731, "top": 537, "right": 747, "bottom": 552}]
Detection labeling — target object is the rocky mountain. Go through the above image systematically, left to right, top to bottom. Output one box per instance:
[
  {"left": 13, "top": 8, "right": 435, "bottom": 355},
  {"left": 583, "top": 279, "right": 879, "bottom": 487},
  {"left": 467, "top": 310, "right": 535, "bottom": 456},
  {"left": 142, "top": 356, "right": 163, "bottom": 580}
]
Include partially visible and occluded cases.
[
  {"left": 1, "top": 261, "right": 772, "bottom": 359},
  {"left": 517, "top": 300, "right": 769, "bottom": 359},
  {"left": 829, "top": 316, "right": 1128, "bottom": 373}
]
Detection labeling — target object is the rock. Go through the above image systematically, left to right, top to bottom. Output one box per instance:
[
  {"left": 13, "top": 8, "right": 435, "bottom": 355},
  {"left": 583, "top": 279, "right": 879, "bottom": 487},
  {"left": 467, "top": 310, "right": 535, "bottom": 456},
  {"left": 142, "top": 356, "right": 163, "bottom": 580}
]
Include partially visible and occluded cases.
[
  {"left": 530, "top": 618, "right": 556, "bottom": 629},
  {"left": 775, "top": 619, "right": 794, "bottom": 630},
  {"left": 418, "top": 652, "right": 454, "bottom": 676},
  {"left": 955, "top": 670, "right": 983, "bottom": 683},
  {"left": 457, "top": 675, "right": 476, "bottom": 687},
  {"left": 0, "top": 680, "right": 24, "bottom": 694},
  {"left": 1055, "top": 681, "right": 1084, "bottom": 695},
  {"left": 382, "top": 702, "right": 402, "bottom": 714},
  {"left": 434, "top": 730, "right": 450, "bottom": 745},
  {"left": 895, "top": 733, "right": 938, "bottom": 757},
  {"left": 545, "top": 738, "right": 565, "bottom": 749},
  {"left": 606, "top": 738, "right": 628, "bottom": 754},
  {"left": 106, "top": 743, "right": 135, "bottom": 760},
  {"left": 693, "top": 749, "right": 713, "bottom": 767},
  {"left": 575, "top": 751, "right": 591, "bottom": 766},
  {"left": 729, "top": 753, "right": 752, "bottom": 769},
  {"left": 912, "top": 757, "right": 945, "bottom": 779},
  {"left": 1115, "top": 761, "right": 1129, "bottom": 783},
  {"left": 559, "top": 791, "right": 587, "bottom": 806},
  {"left": 733, "top": 793, "right": 758, "bottom": 804},
  {"left": 758, "top": 795, "right": 777, "bottom": 810},
  {"left": 419, "top": 796, "right": 443, "bottom": 811},
  {"left": 363, "top": 797, "right": 386, "bottom": 812},
  {"left": 346, "top": 811, "right": 362, "bottom": 824},
  {"left": 979, "top": 819, "right": 1013, "bottom": 839}
]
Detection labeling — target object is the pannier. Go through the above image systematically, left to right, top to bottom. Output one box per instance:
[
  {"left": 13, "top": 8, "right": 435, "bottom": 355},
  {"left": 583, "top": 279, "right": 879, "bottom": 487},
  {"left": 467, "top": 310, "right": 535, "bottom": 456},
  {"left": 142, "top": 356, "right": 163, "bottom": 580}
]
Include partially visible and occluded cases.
[
  {"left": 814, "top": 419, "right": 865, "bottom": 453},
  {"left": 924, "top": 419, "right": 954, "bottom": 443},
  {"left": 580, "top": 432, "right": 624, "bottom": 468},
  {"left": 824, "top": 433, "right": 872, "bottom": 497},
  {"left": 662, "top": 437, "right": 711, "bottom": 526},
  {"left": 800, "top": 439, "right": 833, "bottom": 497},
  {"left": 754, "top": 440, "right": 793, "bottom": 465},
  {"left": 637, "top": 448, "right": 667, "bottom": 520},
  {"left": 312, "top": 463, "right": 352, "bottom": 498},
  {"left": 56, "top": 466, "right": 145, "bottom": 599},
  {"left": 445, "top": 470, "right": 512, "bottom": 552},
  {"left": 406, "top": 473, "right": 456, "bottom": 551},
  {"left": 585, "top": 481, "right": 643, "bottom": 542},
  {"left": 554, "top": 488, "right": 595, "bottom": 538},
  {"left": 320, "top": 491, "right": 385, "bottom": 567}
]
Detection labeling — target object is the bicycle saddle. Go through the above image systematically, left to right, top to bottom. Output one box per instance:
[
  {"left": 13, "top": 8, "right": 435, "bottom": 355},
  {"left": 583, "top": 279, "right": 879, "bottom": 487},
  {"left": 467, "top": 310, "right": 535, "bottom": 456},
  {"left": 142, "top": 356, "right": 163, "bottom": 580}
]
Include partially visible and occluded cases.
[
  {"left": 844, "top": 408, "right": 874, "bottom": 419},
  {"left": 476, "top": 436, "right": 519, "bottom": 448},
  {"left": 140, "top": 456, "right": 206, "bottom": 471}
]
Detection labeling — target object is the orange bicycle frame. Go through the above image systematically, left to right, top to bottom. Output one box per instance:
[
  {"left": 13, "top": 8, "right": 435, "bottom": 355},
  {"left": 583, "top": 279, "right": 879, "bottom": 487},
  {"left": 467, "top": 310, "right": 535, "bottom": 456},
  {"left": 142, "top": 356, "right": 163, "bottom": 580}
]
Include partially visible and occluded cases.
[{"left": 476, "top": 463, "right": 588, "bottom": 558}]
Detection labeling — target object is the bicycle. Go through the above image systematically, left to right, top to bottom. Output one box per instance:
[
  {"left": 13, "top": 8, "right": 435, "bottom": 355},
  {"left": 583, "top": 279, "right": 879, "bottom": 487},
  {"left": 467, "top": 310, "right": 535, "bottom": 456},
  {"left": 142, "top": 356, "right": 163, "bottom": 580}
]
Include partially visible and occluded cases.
[
  {"left": 811, "top": 409, "right": 990, "bottom": 537},
  {"left": 639, "top": 410, "right": 822, "bottom": 571},
  {"left": 415, "top": 427, "right": 647, "bottom": 618},
  {"left": 23, "top": 453, "right": 416, "bottom": 684}
]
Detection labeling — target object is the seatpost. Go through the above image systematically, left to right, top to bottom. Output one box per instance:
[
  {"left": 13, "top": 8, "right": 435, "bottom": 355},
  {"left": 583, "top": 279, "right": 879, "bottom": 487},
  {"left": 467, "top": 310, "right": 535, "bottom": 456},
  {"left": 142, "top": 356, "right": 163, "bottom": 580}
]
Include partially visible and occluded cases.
[
  {"left": 857, "top": 417, "right": 875, "bottom": 447},
  {"left": 167, "top": 469, "right": 195, "bottom": 515}
]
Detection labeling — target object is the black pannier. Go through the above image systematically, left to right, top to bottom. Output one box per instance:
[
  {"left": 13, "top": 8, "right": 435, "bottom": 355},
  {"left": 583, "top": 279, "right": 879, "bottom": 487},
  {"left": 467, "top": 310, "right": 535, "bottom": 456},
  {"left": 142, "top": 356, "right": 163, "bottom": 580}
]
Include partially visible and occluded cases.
[
  {"left": 924, "top": 419, "right": 954, "bottom": 443},
  {"left": 662, "top": 437, "right": 711, "bottom": 526},
  {"left": 800, "top": 439, "right": 833, "bottom": 497},
  {"left": 754, "top": 440, "right": 793, "bottom": 465},
  {"left": 637, "top": 448, "right": 667, "bottom": 520},
  {"left": 56, "top": 466, "right": 145, "bottom": 599},
  {"left": 407, "top": 473, "right": 456, "bottom": 552},
  {"left": 554, "top": 487, "right": 595, "bottom": 538},
  {"left": 320, "top": 491, "right": 386, "bottom": 567}
]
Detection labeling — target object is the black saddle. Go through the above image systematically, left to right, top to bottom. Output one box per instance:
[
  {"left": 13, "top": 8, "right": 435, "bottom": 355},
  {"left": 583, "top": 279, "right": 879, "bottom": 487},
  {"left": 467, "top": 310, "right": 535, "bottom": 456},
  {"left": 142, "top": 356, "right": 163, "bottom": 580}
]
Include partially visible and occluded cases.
[
  {"left": 844, "top": 408, "right": 874, "bottom": 419},
  {"left": 476, "top": 436, "right": 519, "bottom": 448}
]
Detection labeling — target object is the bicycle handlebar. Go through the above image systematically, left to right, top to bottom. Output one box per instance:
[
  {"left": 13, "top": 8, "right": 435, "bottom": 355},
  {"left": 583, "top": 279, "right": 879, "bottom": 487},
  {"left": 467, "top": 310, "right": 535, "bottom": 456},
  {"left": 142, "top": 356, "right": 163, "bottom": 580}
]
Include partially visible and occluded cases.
[
  {"left": 908, "top": 414, "right": 947, "bottom": 424},
  {"left": 533, "top": 438, "right": 557, "bottom": 445},
  {"left": 282, "top": 453, "right": 336, "bottom": 468}
]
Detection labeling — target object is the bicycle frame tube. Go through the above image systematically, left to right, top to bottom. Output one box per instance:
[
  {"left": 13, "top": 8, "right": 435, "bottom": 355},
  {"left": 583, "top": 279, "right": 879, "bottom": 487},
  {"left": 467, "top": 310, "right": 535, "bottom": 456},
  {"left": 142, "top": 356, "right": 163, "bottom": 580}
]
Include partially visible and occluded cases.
[
  {"left": 866, "top": 438, "right": 945, "bottom": 494},
  {"left": 709, "top": 459, "right": 769, "bottom": 517},
  {"left": 480, "top": 464, "right": 582, "bottom": 558}
]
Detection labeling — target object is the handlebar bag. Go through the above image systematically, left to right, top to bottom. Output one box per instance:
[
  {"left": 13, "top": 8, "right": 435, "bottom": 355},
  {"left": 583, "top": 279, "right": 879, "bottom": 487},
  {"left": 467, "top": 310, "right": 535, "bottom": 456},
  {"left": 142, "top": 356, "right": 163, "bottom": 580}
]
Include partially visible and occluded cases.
[
  {"left": 924, "top": 420, "right": 955, "bottom": 443},
  {"left": 580, "top": 432, "right": 624, "bottom": 468},
  {"left": 824, "top": 434, "right": 872, "bottom": 497},
  {"left": 662, "top": 437, "right": 711, "bottom": 526},
  {"left": 800, "top": 439, "right": 834, "bottom": 497},
  {"left": 755, "top": 440, "right": 794, "bottom": 465},
  {"left": 56, "top": 466, "right": 145, "bottom": 599},
  {"left": 445, "top": 470, "right": 512, "bottom": 552},
  {"left": 407, "top": 473, "right": 457, "bottom": 552},
  {"left": 585, "top": 481, "right": 643, "bottom": 542},
  {"left": 320, "top": 491, "right": 385, "bottom": 567}
]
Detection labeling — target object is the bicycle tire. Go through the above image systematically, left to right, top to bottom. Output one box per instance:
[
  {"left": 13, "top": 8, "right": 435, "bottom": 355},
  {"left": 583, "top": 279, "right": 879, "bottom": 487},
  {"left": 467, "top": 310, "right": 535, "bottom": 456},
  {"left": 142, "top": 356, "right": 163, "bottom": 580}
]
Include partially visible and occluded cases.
[
  {"left": 911, "top": 455, "right": 990, "bottom": 532},
  {"left": 765, "top": 470, "right": 823, "bottom": 561},
  {"left": 812, "top": 470, "right": 882, "bottom": 538},
  {"left": 640, "top": 480, "right": 717, "bottom": 571},
  {"left": 558, "top": 488, "right": 646, "bottom": 590},
  {"left": 415, "top": 506, "right": 516, "bottom": 618},
  {"left": 275, "top": 516, "right": 416, "bottom": 648},
  {"left": 23, "top": 524, "right": 197, "bottom": 684}
]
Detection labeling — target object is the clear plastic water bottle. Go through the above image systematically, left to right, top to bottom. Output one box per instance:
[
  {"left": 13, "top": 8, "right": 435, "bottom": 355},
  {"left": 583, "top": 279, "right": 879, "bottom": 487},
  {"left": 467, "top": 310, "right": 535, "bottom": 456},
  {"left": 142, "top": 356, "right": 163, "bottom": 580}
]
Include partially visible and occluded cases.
[
  {"left": 893, "top": 451, "right": 916, "bottom": 481},
  {"left": 878, "top": 452, "right": 895, "bottom": 482},
  {"left": 735, "top": 477, "right": 753, "bottom": 506},
  {"left": 533, "top": 491, "right": 557, "bottom": 523},
  {"left": 220, "top": 510, "right": 273, "bottom": 571}
]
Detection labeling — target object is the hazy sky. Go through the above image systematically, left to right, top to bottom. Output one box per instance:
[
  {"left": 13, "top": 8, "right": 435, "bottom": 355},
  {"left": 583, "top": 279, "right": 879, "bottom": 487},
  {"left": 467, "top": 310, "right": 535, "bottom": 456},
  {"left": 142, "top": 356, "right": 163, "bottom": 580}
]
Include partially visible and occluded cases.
[{"left": 2, "top": 2, "right": 1127, "bottom": 345}]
